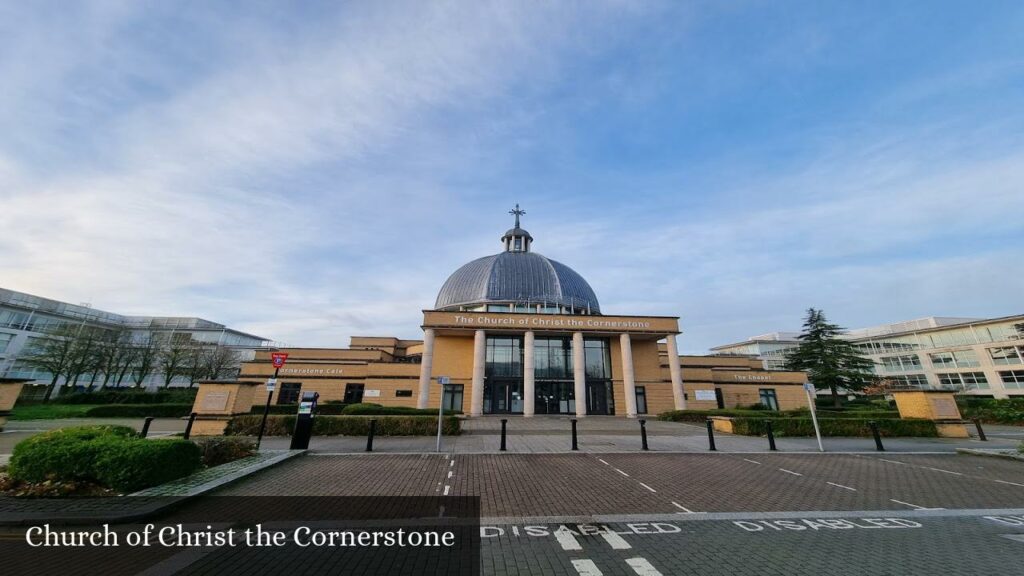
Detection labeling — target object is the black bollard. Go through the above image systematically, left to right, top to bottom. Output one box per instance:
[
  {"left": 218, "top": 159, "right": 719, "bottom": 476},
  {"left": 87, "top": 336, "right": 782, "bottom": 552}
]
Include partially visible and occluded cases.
[
  {"left": 183, "top": 412, "right": 197, "bottom": 440},
  {"left": 139, "top": 416, "right": 155, "bottom": 439},
  {"left": 500, "top": 418, "right": 508, "bottom": 452},
  {"left": 973, "top": 418, "right": 987, "bottom": 441},
  {"left": 366, "top": 419, "right": 377, "bottom": 452},
  {"left": 571, "top": 419, "right": 579, "bottom": 451},
  {"left": 640, "top": 419, "right": 649, "bottom": 451},
  {"left": 706, "top": 419, "right": 717, "bottom": 451},
  {"left": 765, "top": 420, "right": 777, "bottom": 451},
  {"left": 869, "top": 420, "right": 885, "bottom": 451}
]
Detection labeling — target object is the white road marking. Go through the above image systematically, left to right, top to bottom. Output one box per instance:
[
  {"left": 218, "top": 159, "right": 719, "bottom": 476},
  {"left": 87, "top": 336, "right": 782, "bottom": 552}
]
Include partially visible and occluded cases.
[
  {"left": 597, "top": 458, "right": 610, "bottom": 465},
  {"left": 742, "top": 458, "right": 761, "bottom": 465},
  {"left": 877, "top": 458, "right": 906, "bottom": 465},
  {"left": 449, "top": 460, "right": 455, "bottom": 467},
  {"left": 925, "top": 467, "right": 963, "bottom": 476},
  {"left": 614, "top": 468, "right": 630, "bottom": 477},
  {"left": 779, "top": 468, "right": 803, "bottom": 476},
  {"left": 447, "top": 470, "right": 453, "bottom": 478},
  {"left": 995, "top": 479, "right": 1024, "bottom": 487},
  {"left": 638, "top": 482, "right": 657, "bottom": 493},
  {"left": 827, "top": 482, "right": 857, "bottom": 491},
  {"left": 443, "top": 485, "right": 451, "bottom": 496},
  {"left": 890, "top": 498, "right": 943, "bottom": 510},
  {"left": 671, "top": 501, "right": 696, "bottom": 513},
  {"left": 555, "top": 528, "right": 583, "bottom": 551},
  {"left": 600, "top": 531, "right": 632, "bottom": 550},
  {"left": 1001, "top": 534, "right": 1024, "bottom": 543},
  {"left": 626, "top": 557, "right": 664, "bottom": 576},
  {"left": 571, "top": 559, "right": 602, "bottom": 575}
]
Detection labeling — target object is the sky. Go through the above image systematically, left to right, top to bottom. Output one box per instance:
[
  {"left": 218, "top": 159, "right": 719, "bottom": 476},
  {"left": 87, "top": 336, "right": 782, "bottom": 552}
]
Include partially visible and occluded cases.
[{"left": 2, "top": 1, "right": 1023, "bottom": 353}]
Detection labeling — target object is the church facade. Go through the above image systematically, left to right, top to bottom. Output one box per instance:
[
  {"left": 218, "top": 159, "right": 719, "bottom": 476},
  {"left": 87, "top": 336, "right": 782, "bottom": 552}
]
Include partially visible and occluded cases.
[{"left": 236, "top": 208, "right": 809, "bottom": 416}]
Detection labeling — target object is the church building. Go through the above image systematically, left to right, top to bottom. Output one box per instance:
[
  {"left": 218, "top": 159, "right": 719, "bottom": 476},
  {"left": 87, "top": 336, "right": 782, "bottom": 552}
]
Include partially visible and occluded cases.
[{"left": 236, "top": 207, "right": 808, "bottom": 416}]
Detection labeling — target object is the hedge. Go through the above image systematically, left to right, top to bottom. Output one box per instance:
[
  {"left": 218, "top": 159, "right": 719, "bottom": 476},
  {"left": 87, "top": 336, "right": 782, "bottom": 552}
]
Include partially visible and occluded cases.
[
  {"left": 54, "top": 389, "right": 198, "bottom": 405},
  {"left": 958, "top": 398, "right": 1024, "bottom": 425},
  {"left": 83, "top": 403, "right": 195, "bottom": 418},
  {"left": 252, "top": 403, "right": 350, "bottom": 416},
  {"left": 341, "top": 403, "right": 460, "bottom": 416},
  {"left": 658, "top": 409, "right": 899, "bottom": 423},
  {"left": 224, "top": 414, "right": 461, "bottom": 436},
  {"left": 731, "top": 418, "right": 938, "bottom": 438},
  {"left": 7, "top": 425, "right": 202, "bottom": 492},
  {"left": 192, "top": 437, "right": 256, "bottom": 467}
]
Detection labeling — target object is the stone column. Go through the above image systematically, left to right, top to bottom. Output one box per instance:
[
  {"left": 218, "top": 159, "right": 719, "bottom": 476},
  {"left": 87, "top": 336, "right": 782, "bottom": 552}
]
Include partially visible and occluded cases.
[
  {"left": 416, "top": 328, "right": 435, "bottom": 409},
  {"left": 470, "top": 329, "right": 486, "bottom": 417},
  {"left": 523, "top": 330, "right": 535, "bottom": 417},
  {"left": 573, "top": 332, "right": 587, "bottom": 417},
  {"left": 620, "top": 333, "right": 638, "bottom": 417},
  {"left": 666, "top": 333, "right": 686, "bottom": 410}
]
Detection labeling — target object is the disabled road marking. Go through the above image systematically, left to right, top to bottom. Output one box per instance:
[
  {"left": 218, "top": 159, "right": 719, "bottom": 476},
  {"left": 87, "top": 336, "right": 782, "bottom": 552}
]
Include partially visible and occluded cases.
[
  {"left": 443, "top": 485, "right": 451, "bottom": 496},
  {"left": 890, "top": 499, "right": 943, "bottom": 510},
  {"left": 555, "top": 527, "right": 583, "bottom": 551},
  {"left": 600, "top": 531, "right": 632, "bottom": 550},
  {"left": 1000, "top": 534, "right": 1024, "bottom": 543},
  {"left": 626, "top": 557, "right": 664, "bottom": 575},
  {"left": 571, "top": 559, "right": 602, "bottom": 575}
]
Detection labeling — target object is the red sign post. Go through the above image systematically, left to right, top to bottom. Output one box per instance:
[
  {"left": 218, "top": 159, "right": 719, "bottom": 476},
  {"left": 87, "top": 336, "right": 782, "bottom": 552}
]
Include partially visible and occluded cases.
[{"left": 258, "top": 352, "right": 290, "bottom": 449}]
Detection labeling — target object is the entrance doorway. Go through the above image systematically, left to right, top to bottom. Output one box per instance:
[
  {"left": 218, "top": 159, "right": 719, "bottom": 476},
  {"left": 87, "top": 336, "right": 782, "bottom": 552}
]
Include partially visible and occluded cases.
[
  {"left": 484, "top": 378, "right": 523, "bottom": 414},
  {"left": 535, "top": 381, "right": 575, "bottom": 414},
  {"left": 586, "top": 381, "right": 614, "bottom": 415},
  {"left": 343, "top": 383, "right": 365, "bottom": 404},
  {"left": 635, "top": 386, "right": 647, "bottom": 415}
]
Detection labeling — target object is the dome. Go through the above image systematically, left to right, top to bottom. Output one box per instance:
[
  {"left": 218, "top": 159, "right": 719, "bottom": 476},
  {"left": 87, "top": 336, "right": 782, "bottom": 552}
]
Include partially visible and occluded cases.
[{"left": 434, "top": 204, "right": 601, "bottom": 314}]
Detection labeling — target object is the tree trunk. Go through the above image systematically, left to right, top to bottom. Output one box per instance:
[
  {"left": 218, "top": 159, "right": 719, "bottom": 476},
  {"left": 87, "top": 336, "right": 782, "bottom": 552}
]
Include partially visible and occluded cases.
[
  {"left": 43, "top": 374, "right": 60, "bottom": 403},
  {"left": 830, "top": 384, "right": 842, "bottom": 409}
]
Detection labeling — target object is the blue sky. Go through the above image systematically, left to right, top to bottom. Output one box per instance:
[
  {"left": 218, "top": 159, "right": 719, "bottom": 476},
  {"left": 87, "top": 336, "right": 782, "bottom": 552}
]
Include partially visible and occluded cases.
[{"left": 2, "top": 1, "right": 1023, "bottom": 353}]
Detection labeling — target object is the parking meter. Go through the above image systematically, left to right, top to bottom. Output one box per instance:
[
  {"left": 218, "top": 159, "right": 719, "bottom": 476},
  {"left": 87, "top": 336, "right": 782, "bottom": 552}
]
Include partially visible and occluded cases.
[{"left": 289, "top": 391, "right": 319, "bottom": 449}]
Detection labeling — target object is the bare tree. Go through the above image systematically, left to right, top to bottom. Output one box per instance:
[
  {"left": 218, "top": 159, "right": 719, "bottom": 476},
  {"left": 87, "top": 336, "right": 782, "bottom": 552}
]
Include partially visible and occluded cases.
[
  {"left": 20, "top": 323, "right": 80, "bottom": 402},
  {"left": 61, "top": 326, "right": 106, "bottom": 391},
  {"left": 95, "top": 328, "right": 135, "bottom": 390},
  {"left": 158, "top": 333, "right": 194, "bottom": 387},
  {"left": 131, "top": 334, "right": 161, "bottom": 388},
  {"left": 182, "top": 344, "right": 213, "bottom": 386},
  {"left": 204, "top": 345, "right": 241, "bottom": 382}
]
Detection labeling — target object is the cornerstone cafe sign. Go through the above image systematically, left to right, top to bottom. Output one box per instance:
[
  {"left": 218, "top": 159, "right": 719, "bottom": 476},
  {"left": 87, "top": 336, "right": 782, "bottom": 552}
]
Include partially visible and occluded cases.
[{"left": 423, "top": 311, "right": 679, "bottom": 334}]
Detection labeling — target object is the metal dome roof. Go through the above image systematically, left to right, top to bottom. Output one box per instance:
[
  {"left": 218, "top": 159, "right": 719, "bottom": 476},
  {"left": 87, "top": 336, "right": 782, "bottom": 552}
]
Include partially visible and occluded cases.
[{"left": 434, "top": 251, "right": 601, "bottom": 313}]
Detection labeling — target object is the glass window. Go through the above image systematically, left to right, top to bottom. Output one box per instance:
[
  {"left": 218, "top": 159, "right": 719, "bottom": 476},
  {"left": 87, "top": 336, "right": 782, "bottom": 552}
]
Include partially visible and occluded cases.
[
  {"left": 487, "top": 304, "right": 511, "bottom": 313},
  {"left": 0, "top": 332, "right": 13, "bottom": 353},
  {"left": 486, "top": 337, "right": 522, "bottom": 378},
  {"left": 535, "top": 337, "right": 573, "bottom": 380},
  {"left": 584, "top": 339, "right": 611, "bottom": 380},
  {"left": 989, "top": 346, "right": 1023, "bottom": 365},
  {"left": 929, "top": 352, "right": 955, "bottom": 368},
  {"left": 880, "top": 354, "right": 922, "bottom": 372},
  {"left": 999, "top": 370, "right": 1024, "bottom": 389},
  {"left": 937, "top": 372, "right": 989, "bottom": 391},
  {"left": 759, "top": 389, "right": 780, "bottom": 411}
]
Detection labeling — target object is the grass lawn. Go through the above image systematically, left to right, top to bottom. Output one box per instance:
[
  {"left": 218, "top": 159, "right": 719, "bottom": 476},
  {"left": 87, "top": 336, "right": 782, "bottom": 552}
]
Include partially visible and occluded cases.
[{"left": 9, "top": 404, "right": 101, "bottom": 420}]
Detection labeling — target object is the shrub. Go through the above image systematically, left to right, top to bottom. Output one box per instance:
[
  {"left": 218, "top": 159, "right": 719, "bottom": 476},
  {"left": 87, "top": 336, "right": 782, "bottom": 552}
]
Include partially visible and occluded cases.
[
  {"left": 55, "top": 389, "right": 198, "bottom": 405},
  {"left": 958, "top": 398, "right": 1024, "bottom": 425},
  {"left": 252, "top": 403, "right": 349, "bottom": 416},
  {"left": 341, "top": 403, "right": 459, "bottom": 416},
  {"left": 84, "top": 404, "right": 195, "bottom": 418},
  {"left": 657, "top": 409, "right": 899, "bottom": 422},
  {"left": 224, "top": 415, "right": 461, "bottom": 436},
  {"left": 730, "top": 417, "right": 938, "bottom": 438},
  {"left": 7, "top": 425, "right": 201, "bottom": 492},
  {"left": 191, "top": 437, "right": 255, "bottom": 467},
  {"left": 94, "top": 439, "right": 202, "bottom": 492}
]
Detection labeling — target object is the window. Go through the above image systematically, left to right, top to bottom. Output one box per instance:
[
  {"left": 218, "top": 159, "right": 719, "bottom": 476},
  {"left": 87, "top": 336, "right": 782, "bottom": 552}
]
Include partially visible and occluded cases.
[
  {"left": 487, "top": 304, "right": 511, "bottom": 313},
  {"left": 0, "top": 332, "right": 13, "bottom": 353},
  {"left": 486, "top": 337, "right": 522, "bottom": 378},
  {"left": 534, "top": 337, "right": 573, "bottom": 379},
  {"left": 584, "top": 339, "right": 611, "bottom": 380},
  {"left": 989, "top": 346, "right": 1023, "bottom": 365},
  {"left": 929, "top": 350, "right": 979, "bottom": 369},
  {"left": 880, "top": 354, "right": 922, "bottom": 372},
  {"left": 1000, "top": 370, "right": 1024, "bottom": 389},
  {"left": 937, "top": 372, "right": 989, "bottom": 391},
  {"left": 889, "top": 374, "right": 930, "bottom": 387},
  {"left": 277, "top": 382, "right": 302, "bottom": 404},
  {"left": 442, "top": 384, "right": 464, "bottom": 413},
  {"left": 635, "top": 386, "right": 648, "bottom": 414},
  {"left": 759, "top": 389, "right": 780, "bottom": 411},
  {"left": 395, "top": 390, "right": 413, "bottom": 397}
]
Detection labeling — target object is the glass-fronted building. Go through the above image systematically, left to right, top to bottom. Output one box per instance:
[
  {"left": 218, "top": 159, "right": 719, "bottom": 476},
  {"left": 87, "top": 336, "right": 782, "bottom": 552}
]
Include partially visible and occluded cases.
[
  {"left": 0, "top": 287, "right": 271, "bottom": 390},
  {"left": 712, "top": 316, "right": 1024, "bottom": 398}
]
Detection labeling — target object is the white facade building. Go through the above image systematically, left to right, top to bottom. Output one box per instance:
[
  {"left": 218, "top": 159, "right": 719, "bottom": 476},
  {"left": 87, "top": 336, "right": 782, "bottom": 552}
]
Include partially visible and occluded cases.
[
  {"left": 0, "top": 287, "right": 270, "bottom": 389},
  {"left": 711, "top": 315, "right": 1024, "bottom": 399}
]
